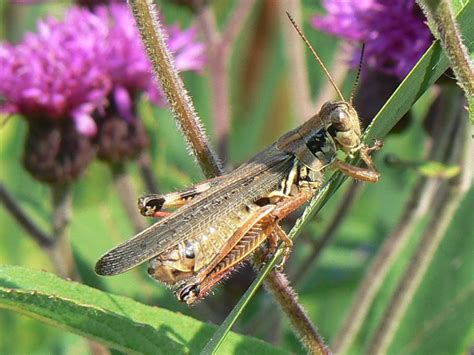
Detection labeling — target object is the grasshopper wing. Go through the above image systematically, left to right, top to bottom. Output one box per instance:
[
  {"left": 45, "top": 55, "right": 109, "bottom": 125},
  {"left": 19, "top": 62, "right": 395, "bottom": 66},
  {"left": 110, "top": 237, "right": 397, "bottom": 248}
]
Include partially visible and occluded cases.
[{"left": 96, "top": 144, "right": 293, "bottom": 276}]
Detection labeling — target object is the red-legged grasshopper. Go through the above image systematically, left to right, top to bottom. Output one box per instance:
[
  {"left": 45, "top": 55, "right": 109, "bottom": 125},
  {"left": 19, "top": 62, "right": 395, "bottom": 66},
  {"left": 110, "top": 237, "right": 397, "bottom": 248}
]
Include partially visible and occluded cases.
[{"left": 95, "top": 15, "right": 383, "bottom": 304}]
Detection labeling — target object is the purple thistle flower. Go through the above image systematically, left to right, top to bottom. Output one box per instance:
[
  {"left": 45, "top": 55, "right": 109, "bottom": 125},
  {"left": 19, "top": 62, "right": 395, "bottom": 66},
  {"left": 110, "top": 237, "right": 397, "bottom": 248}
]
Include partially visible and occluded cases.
[
  {"left": 312, "top": 0, "right": 433, "bottom": 79},
  {"left": 0, "top": 3, "right": 206, "bottom": 177},
  {"left": 90, "top": 3, "right": 206, "bottom": 163},
  {"left": 95, "top": 3, "right": 206, "bottom": 113},
  {"left": 0, "top": 7, "right": 111, "bottom": 136}
]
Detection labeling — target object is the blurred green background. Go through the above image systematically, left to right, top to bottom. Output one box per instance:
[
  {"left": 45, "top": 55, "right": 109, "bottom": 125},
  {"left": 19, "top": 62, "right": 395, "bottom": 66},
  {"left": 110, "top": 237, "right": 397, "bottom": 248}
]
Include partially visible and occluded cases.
[{"left": 1, "top": 1, "right": 473, "bottom": 354}]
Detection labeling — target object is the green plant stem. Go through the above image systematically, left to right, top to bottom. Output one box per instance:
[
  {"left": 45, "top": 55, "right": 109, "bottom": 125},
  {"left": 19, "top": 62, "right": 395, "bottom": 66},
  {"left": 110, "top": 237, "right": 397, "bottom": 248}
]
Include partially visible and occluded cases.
[
  {"left": 128, "top": 0, "right": 222, "bottom": 178},
  {"left": 417, "top": 0, "right": 474, "bottom": 122},
  {"left": 332, "top": 85, "right": 464, "bottom": 353},
  {"left": 367, "top": 113, "right": 472, "bottom": 354},
  {"left": 137, "top": 151, "right": 159, "bottom": 193},
  {"left": 110, "top": 163, "right": 148, "bottom": 233},
  {"left": 0, "top": 182, "right": 53, "bottom": 247},
  {"left": 47, "top": 183, "right": 77, "bottom": 280}
]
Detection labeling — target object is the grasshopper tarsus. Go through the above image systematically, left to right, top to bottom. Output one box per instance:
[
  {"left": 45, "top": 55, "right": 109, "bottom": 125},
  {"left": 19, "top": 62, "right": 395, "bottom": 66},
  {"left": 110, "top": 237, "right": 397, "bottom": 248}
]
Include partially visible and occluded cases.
[
  {"left": 334, "top": 140, "right": 383, "bottom": 183},
  {"left": 138, "top": 177, "right": 225, "bottom": 217},
  {"left": 138, "top": 194, "right": 166, "bottom": 217}
]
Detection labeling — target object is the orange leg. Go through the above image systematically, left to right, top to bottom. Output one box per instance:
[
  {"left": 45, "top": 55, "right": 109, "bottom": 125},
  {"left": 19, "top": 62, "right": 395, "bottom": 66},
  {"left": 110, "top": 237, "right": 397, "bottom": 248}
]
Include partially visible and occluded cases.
[
  {"left": 335, "top": 140, "right": 383, "bottom": 183},
  {"left": 177, "top": 187, "right": 320, "bottom": 304},
  {"left": 176, "top": 204, "right": 277, "bottom": 304},
  {"left": 266, "top": 225, "right": 293, "bottom": 270}
]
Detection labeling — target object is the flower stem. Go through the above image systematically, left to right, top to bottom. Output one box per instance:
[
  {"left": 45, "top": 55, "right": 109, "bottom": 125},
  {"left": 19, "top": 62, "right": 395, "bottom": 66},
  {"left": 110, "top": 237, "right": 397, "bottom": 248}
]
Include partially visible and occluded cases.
[
  {"left": 128, "top": 0, "right": 222, "bottom": 178},
  {"left": 417, "top": 0, "right": 474, "bottom": 122},
  {"left": 367, "top": 111, "right": 472, "bottom": 354},
  {"left": 137, "top": 151, "right": 159, "bottom": 193},
  {"left": 110, "top": 163, "right": 148, "bottom": 233},
  {"left": 0, "top": 182, "right": 53, "bottom": 248},
  {"left": 1, "top": 183, "right": 80, "bottom": 281},
  {"left": 48, "top": 183, "right": 77, "bottom": 280},
  {"left": 264, "top": 270, "right": 331, "bottom": 355}
]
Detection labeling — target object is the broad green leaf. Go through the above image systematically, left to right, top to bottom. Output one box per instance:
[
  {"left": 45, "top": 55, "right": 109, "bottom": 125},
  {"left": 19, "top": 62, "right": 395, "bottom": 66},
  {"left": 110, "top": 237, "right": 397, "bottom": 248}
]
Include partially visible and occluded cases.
[
  {"left": 204, "top": 1, "right": 474, "bottom": 352},
  {"left": 0, "top": 265, "right": 287, "bottom": 354}
]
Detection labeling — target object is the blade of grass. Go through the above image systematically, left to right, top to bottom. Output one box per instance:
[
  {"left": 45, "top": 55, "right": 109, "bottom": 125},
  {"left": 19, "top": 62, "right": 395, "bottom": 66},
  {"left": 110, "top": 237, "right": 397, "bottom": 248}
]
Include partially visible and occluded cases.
[{"left": 203, "top": 1, "right": 474, "bottom": 352}]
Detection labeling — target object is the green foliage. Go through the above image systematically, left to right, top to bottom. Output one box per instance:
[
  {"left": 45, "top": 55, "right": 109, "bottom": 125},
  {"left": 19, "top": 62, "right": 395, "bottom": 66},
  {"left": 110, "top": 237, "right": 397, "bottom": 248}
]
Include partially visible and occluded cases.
[{"left": 0, "top": 266, "right": 286, "bottom": 354}]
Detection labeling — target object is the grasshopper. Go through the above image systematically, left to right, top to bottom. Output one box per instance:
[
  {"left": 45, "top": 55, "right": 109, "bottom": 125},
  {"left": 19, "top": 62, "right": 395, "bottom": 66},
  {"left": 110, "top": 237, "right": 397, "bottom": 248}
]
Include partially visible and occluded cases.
[{"left": 95, "top": 14, "right": 383, "bottom": 304}]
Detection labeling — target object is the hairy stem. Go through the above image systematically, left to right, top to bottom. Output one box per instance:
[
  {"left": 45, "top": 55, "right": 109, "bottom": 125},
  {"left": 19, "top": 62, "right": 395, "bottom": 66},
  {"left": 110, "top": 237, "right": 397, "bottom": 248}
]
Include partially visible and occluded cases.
[
  {"left": 128, "top": 0, "right": 222, "bottom": 177},
  {"left": 417, "top": 0, "right": 474, "bottom": 121},
  {"left": 264, "top": 270, "right": 331, "bottom": 354}
]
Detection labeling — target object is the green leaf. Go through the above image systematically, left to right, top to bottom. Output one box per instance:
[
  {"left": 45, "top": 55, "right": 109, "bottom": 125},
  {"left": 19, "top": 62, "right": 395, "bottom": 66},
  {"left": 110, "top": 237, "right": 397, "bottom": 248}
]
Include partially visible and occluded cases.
[
  {"left": 204, "top": 1, "right": 474, "bottom": 352},
  {"left": 417, "top": 161, "right": 461, "bottom": 178},
  {"left": 0, "top": 265, "right": 287, "bottom": 354}
]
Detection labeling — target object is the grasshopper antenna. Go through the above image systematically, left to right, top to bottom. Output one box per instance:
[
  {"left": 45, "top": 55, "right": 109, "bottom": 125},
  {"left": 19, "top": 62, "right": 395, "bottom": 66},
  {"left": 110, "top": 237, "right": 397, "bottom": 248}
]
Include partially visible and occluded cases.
[
  {"left": 286, "top": 11, "right": 345, "bottom": 102},
  {"left": 350, "top": 43, "right": 365, "bottom": 105}
]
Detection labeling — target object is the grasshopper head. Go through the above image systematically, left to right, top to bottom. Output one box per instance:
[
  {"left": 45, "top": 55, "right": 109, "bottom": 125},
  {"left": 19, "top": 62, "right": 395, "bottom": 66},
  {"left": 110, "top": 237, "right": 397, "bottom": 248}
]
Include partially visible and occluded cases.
[{"left": 320, "top": 101, "right": 362, "bottom": 156}]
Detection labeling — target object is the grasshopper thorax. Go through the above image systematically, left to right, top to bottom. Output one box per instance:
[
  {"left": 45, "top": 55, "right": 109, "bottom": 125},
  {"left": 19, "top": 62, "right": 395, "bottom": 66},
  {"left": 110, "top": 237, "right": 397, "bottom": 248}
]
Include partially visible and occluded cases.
[{"left": 320, "top": 101, "right": 362, "bottom": 156}]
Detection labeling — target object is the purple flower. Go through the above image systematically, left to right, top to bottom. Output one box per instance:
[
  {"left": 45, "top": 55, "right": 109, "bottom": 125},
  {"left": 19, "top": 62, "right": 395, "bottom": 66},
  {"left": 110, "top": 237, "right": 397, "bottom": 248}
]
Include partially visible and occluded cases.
[
  {"left": 312, "top": 0, "right": 433, "bottom": 79},
  {"left": 0, "top": 3, "right": 206, "bottom": 137},
  {"left": 90, "top": 3, "right": 205, "bottom": 163},
  {"left": 96, "top": 3, "right": 206, "bottom": 114},
  {"left": 0, "top": 7, "right": 111, "bottom": 136}
]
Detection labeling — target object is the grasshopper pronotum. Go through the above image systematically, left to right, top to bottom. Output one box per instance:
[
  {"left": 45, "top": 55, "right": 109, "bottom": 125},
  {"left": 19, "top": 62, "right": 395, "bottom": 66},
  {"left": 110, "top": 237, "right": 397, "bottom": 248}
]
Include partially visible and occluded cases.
[{"left": 95, "top": 14, "right": 383, "bottom": 304}]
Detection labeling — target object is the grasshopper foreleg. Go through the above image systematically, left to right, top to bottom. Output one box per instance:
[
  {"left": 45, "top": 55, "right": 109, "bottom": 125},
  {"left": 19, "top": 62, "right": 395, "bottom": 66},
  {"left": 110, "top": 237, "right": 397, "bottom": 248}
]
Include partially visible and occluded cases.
[{"left": 335, "top": 140, "right": 383, "bottom": 183}]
